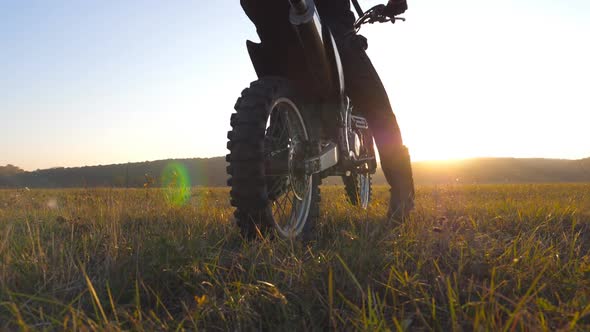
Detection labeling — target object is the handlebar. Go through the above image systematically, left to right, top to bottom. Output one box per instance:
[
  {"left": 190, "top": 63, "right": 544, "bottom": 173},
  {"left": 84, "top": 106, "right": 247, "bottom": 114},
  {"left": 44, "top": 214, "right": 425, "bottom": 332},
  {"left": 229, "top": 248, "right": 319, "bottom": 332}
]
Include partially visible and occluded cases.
[{"left": 353, "top": 4, "right": 405, "bottom": 32}]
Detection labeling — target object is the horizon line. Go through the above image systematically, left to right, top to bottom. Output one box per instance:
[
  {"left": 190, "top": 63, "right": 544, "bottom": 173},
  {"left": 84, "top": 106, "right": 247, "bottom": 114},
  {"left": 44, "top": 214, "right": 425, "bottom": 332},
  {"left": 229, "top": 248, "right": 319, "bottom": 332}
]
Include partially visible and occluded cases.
[{"left": 4, "top": 155, "right": 589, "bottom": 173}]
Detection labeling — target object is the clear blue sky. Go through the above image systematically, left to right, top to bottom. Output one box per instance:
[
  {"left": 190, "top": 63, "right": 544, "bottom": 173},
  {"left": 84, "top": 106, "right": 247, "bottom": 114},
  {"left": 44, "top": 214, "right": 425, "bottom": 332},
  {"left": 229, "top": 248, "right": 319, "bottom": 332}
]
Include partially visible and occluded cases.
[{"left": 1, "top": 0, "right": 589, "bottom": 170}]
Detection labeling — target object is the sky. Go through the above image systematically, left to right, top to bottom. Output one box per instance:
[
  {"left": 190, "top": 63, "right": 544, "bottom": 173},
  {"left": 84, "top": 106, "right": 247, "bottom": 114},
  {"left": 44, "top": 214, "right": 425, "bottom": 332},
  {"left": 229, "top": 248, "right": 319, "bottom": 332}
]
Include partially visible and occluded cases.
[{"left": 1, "top": 0, "right": 589, "bottom": 171}]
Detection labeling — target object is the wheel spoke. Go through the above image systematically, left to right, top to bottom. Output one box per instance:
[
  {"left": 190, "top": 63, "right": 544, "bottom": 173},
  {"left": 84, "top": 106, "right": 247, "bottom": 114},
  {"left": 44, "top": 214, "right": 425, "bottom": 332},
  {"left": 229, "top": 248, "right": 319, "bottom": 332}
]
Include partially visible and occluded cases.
[
  {"left": 264, "top": 98, "right": 313, "bottom": 237},
  {"left": 278, "top": 109, "right": 289, "bottom": 143},
  {"left": 266, "top": 110, "right": 289, "bottom": 159},
  {"left": 268, "top": 177, "right": 285, "bottom": 198},
  {"left": 274, "top": 188, "right": 290, "bottom": 223},
  {"left": 279, "top": 190, "right": 292, "bottom": 222},
  {"left": 283, "top": 190, "right": 295, "bottom": 227},
  {"left": 274, "top": 199, "right": 287, "bottom": 226}
]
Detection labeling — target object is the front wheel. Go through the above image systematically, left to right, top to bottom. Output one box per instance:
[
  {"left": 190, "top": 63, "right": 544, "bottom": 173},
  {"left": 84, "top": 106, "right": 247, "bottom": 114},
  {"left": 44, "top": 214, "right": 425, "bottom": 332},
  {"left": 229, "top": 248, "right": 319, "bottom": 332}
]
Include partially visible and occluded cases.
[
  {"left": 226, "top": 78, "right": 320, "bottom": 239},
  {"left": 342, "top": 172, "right": 372, "bottom": 209}
]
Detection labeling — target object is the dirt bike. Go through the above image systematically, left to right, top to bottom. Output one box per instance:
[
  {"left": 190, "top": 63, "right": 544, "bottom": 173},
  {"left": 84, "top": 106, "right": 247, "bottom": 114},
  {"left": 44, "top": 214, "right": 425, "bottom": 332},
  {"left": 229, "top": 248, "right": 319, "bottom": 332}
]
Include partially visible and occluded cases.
[{"left": 226, "top": 0, "right": 404, "bottom": 238}]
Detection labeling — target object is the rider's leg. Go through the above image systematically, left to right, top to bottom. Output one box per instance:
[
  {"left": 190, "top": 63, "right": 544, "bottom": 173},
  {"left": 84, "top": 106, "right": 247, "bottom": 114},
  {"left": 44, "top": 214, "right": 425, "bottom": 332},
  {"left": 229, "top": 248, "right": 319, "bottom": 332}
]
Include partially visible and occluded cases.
[{"left": 335, "top": 32, "right": 415, "bottom": 219}]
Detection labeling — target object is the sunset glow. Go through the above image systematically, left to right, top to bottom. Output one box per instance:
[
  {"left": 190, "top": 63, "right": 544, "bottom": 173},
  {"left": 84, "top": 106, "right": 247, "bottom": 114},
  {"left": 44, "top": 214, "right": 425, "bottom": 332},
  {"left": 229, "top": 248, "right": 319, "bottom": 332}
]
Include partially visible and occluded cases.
[{"left": 1, "top": 0, "right": 588, "bottom": 170}]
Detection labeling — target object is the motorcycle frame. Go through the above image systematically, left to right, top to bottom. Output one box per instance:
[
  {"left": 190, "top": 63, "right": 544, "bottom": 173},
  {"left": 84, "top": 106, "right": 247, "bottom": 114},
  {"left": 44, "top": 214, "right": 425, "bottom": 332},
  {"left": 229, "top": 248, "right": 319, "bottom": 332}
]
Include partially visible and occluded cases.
[{"left": 246, "top": 0, "right": 375, "bottom": 177}]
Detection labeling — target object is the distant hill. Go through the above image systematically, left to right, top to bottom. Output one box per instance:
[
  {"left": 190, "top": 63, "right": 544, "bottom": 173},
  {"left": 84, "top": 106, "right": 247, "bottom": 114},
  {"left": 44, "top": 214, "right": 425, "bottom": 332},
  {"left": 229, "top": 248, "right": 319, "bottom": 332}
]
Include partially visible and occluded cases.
[
  {"left": 1, "top": 157, "right": 589, "bottom": 188},
  {"left": 368, "top": 157, "right": 590, "bottom": 186},
  {"left": 0, "top": 158, "right": 227, "bottom": 188},
  {"left": 0, "top": 164, "right": 25, "bottom": 176}
]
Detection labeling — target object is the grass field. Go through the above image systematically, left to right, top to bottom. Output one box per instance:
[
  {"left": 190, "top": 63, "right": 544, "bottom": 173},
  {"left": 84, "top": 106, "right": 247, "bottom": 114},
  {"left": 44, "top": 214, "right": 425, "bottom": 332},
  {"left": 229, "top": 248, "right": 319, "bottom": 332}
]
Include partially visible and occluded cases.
[{"left": 1, "top": 184, "right": 589, "bottom": 331}]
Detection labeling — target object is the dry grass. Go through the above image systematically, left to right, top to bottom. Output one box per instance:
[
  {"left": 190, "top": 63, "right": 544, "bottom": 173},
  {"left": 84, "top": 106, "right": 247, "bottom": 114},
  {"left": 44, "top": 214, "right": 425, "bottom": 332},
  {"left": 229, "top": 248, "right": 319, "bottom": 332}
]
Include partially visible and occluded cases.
[{"left": 1, "top": 184, "right": 589, "bottom": 331}]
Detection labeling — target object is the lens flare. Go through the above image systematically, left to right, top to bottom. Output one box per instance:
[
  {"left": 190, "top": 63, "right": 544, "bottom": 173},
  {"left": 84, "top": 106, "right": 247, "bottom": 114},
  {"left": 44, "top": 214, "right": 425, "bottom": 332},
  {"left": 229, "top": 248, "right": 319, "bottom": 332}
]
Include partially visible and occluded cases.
[
  {"left": 160, "top": 162, "right": 191, "bottom": 206},
  {"left": 47, "top": 198, "right": 58, "bottom": 210}
]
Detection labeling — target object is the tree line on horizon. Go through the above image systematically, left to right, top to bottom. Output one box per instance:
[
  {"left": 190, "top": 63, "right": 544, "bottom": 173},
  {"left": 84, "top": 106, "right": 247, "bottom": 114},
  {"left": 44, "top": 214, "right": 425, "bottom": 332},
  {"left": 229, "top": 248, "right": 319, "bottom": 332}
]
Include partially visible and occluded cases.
[
  {"left": 1, "top": 157, "right": 589, "bottom": 189},
  {"left": 0, "top": 158, "right": 227, "bottom": 189}
]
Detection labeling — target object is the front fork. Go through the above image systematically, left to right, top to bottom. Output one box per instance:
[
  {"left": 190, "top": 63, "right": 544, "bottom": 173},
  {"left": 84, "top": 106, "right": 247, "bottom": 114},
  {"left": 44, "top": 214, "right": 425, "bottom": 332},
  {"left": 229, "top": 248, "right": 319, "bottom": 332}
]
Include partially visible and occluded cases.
[{"left": 288, "top": 0, "right": 375, "bottom": 176}]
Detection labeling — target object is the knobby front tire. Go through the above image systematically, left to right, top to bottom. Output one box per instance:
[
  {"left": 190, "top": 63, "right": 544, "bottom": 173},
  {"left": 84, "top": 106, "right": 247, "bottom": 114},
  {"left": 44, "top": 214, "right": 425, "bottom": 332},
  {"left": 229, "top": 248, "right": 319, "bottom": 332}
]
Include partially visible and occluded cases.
[{"left": 226, "top": 78, "right": 321, "bottom": 239}]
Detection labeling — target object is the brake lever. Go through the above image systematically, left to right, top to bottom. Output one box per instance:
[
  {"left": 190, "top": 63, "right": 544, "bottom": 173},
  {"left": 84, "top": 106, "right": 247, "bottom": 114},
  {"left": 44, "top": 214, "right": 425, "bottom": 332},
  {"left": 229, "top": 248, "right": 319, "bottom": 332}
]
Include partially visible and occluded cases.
[
  {"left": 369, "top": 4, "right": 387, "bottom": 22},
  {"left": 354, "top": 6, "right": 406, "bottom": 31},
  {"left": 369, "top": 8, "right": 406, "bottom": 25},
  {"left": 368, "top": 15, "right": 389, "bottom": 24}
]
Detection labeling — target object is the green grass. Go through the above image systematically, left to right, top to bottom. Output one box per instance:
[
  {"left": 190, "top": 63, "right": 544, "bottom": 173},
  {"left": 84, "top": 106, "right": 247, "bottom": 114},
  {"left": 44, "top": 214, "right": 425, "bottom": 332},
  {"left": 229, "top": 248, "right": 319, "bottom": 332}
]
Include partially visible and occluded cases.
[{"left": 1, "top": 184, "right": 589, "bottom": 331}]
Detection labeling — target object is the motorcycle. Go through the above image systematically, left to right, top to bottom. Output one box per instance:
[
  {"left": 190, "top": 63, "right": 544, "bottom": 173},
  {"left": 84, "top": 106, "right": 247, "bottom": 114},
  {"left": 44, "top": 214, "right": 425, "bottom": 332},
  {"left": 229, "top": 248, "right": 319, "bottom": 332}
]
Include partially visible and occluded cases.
[{"left": 226, "top": 0, "right": 404, "bottom": 238}]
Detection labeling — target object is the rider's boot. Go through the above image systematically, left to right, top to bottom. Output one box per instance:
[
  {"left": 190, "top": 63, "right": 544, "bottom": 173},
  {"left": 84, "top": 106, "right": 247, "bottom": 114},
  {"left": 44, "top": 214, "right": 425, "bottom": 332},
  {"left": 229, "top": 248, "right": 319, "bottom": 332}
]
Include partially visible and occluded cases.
[{"left": 381, "top": 145, "right": 415, "bottom": 221}]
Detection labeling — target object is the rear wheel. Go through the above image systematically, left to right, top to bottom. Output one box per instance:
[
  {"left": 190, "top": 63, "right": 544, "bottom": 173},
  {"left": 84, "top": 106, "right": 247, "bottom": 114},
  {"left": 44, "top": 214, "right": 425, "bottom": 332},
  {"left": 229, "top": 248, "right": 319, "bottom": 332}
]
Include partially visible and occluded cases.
[{"left": 227, "top": 78, "right": 320, "bottom": 239}]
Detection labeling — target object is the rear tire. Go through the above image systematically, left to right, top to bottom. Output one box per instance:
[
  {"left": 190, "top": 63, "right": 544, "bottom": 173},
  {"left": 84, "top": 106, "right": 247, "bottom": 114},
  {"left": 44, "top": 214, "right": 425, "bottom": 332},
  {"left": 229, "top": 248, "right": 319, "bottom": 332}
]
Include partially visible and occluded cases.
[{"left": 227, "top": 78, "right": 320, "bottom": 239}]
